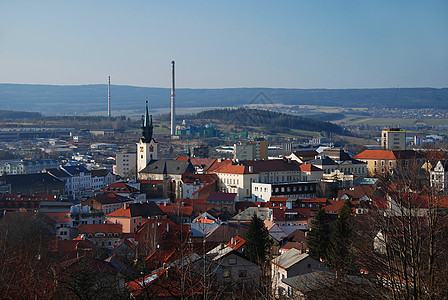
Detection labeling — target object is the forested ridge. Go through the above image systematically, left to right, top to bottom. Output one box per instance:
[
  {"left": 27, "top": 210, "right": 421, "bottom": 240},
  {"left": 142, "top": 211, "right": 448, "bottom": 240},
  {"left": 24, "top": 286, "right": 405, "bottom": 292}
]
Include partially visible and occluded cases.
[{"left": 176, "top": 108, "right": 349, "bottom": 135}]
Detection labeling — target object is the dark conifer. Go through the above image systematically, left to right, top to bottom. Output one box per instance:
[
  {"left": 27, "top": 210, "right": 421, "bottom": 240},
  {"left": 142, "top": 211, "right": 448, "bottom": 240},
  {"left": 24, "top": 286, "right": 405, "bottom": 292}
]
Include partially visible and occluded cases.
[{"left": 307, "top": 203, "right": 331, "bottom": 261}]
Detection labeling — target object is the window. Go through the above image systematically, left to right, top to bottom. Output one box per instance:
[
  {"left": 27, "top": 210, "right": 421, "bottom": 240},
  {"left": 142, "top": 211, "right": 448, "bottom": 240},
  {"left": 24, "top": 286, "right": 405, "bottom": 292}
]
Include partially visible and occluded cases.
[
  {"left": 229, "top": 258, "right": 237, "bottom": 265},
  {"left": 223, "top": 269, "right": 231, "bottom": 278},
  {"left": 239, "top": 270, "right": 247, "bottom": 278}
]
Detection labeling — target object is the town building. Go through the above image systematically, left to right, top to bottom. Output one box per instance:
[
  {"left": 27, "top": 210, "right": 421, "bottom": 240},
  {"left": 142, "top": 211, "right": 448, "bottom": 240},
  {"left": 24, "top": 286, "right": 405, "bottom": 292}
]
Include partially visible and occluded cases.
[
  {"left": 382, "top": 128, "right": 406, "bottom": 150},
  {"left": 353, "top": 150, "right": 424, "bottom": 176},
  {"left": 115, "top": 151, "right": 136, "bottom": 178},
  {"left": 0, "top": 159, "right": 60, "bottom": 175},
  {"left": 106, "top": 202, "right": 166, "bottom": 233}
]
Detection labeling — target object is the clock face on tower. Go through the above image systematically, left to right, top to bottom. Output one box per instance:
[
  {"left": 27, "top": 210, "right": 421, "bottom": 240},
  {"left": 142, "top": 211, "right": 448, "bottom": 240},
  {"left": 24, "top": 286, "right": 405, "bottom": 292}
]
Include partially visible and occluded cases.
[
  {"left": 140, "top": 146, "right": 144, "bottom": 152},
  {"left": 150, "top": 146, "right": 154, "bottom": 152}
]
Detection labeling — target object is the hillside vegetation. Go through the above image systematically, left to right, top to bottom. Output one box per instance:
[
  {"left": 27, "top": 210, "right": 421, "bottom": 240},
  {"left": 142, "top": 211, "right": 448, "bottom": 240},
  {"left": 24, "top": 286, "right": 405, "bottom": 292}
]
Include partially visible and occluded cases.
[{"left": 168, "top": 108, "right": 349, "bottom": 136}]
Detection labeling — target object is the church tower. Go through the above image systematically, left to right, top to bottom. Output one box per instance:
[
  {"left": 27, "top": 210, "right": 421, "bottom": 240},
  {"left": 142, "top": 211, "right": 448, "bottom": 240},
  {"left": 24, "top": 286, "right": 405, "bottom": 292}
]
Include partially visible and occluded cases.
[{"left": 137, "top": 100, "right": 158, "bottom": 172}]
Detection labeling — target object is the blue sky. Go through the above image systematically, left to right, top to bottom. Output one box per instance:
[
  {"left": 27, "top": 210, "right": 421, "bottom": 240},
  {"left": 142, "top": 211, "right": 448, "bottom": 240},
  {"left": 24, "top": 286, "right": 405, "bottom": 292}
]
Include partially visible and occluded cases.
[{"left": 1, "top": 0, "right": 447, "bottom": 88}]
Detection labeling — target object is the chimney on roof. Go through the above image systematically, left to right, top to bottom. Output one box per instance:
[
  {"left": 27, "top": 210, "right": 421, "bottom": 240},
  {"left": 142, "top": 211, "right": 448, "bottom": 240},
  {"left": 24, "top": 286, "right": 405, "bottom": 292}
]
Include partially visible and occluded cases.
[
  {"left": 166, "top": 223, "right": 169, "bottom": 232},
  {"left": 231, "top": 237, "right": 234, "bottom": 244}
]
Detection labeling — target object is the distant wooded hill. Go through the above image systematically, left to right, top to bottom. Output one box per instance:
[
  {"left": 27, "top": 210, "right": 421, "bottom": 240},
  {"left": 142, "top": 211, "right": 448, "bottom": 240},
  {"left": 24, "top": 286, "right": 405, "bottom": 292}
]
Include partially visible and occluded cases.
[
  {"left": 0, "top": 84, "right": 446, "bottom": 115},
  {"left": 166, "top": 108, "right": 349, "bottom": 136},
  {"left": 0, "top": 110, "right": 42, "bottom": 120}
]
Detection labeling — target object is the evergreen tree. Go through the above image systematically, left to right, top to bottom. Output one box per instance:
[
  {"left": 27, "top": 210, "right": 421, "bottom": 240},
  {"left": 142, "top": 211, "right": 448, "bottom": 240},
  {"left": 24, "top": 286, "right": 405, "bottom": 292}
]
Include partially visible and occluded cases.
[
  {"left": 327, "top": 200, "right": 354, "bottom": 273},
  {"left": 307, "top": 203, "right": 331, "bottom": 261},
  {"left": 245, "top": 214, "right": 273, "bottom": 264}
]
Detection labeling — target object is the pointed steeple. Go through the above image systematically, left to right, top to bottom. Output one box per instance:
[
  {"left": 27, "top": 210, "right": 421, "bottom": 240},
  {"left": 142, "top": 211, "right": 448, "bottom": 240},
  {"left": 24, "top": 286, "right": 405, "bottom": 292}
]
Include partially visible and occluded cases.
[{"left": 141, "top": 98, "right": 153, "bottom": 142}]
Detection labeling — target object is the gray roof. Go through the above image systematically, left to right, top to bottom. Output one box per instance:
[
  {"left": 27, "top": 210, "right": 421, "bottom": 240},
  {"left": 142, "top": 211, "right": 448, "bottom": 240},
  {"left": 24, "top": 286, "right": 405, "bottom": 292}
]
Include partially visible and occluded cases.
[
  {"left": 308, "top": 157, "right": 337, "bottom": 166},
  {"left": 139, "top": 160, "right": 195, "bottom": 175},
  {"left": 62, "top": 165, "right": 91, "bottom": 176},
  {"left": 45, "top": 168, "right": 71, "bottom": 178},
  {"left": 2, "top": 173, "right": 65, "bottom": 187},
  {"left": 231, "top": 207, "right": 271, "bottom": 222},
  {"left": 271, "top": 248, "right": 310, "bottom": 269},
  {"left": 282, "top": 271, "right": 371, "bottom": 293}
]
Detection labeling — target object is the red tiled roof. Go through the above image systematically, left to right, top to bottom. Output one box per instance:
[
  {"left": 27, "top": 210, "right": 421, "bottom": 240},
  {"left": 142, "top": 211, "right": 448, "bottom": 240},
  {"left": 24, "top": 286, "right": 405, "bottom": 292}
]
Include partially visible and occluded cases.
[
  {"left": 354, "top": 150, "right": 396, "bottom": 160},
  {"left": 354, "top": 150, "right": 423, "bottom": 160},
  {"left": 207, "top": 159, "right": 233, "bottom": 173},
  {"left": 213, "top": 164, "right": 250, "bottom": 175},
  {"left": 299, "top": 164, "right": 323, "bottom": 172},
  {"left": 182, "top": 173, "right": 218, "bottom": 184},
  {"left": 101, "top": 182, "right": 139, "bottom": 193},
  {"left": 337, "top": 185, "right": 376, "bottom": 200},
  {"left": 84, "top": 192, "right": 129, "bottom": 205},
  {"left": 207, "top": 192, "right": 237, "bottom": 202},
  {"left": 0, "top": 194, "right": 58, "bottom": 201},
  {"left": 270, "top": 197, "right": 289, "bottom": 202},
  {"left": 325, "top": 199, "right": 347, "bottom": 214},
  {"left": 106, "top": 202, "right": 166, "bottom": 218},
  {"left": 158, "top": 203, "right": 194, "bottom": 216},
  {"left": 272, "top": 208, "right": 310, "bottom": 221},
  {"left": 43, "top": 212, "right": 71, "bottom": 223},
  {"left": 78, "top": 223, "right": 123, "bottom": 234},
  {"left": 226, "top": 235, "right": 246, "bottom": 251},
  {"left": 113, "top": 238, "right": 137, "bottom": 251},
  {"left": 280, "top": 241, "right": 308, "bottom": 251}
]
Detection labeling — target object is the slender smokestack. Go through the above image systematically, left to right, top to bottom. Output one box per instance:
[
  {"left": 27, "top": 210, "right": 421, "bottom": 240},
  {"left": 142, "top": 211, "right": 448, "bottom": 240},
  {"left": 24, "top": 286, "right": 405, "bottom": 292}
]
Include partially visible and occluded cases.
[
  {"left": 170, "top": 61, "right": 175, "bottom": 136},
  {"left": 107, "top": 76, "right": 111, "bottom": 117}
]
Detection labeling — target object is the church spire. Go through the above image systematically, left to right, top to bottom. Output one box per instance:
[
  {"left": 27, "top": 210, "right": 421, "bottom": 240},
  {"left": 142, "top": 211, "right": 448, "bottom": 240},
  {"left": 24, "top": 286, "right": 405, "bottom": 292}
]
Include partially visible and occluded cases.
[{"left": 141, "top": 98, "right": 153, "bottom": 142}]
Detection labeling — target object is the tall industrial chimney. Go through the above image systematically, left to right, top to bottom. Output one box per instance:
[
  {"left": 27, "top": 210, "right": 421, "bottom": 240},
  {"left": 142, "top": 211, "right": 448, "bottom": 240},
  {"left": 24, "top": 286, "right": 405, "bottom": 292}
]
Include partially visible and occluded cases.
[
  {"left": 170, "top": 61, "right": 176, "bottom": 136},
  {"left": 107, "top": 76, "right": 111, "bottom": 117}
]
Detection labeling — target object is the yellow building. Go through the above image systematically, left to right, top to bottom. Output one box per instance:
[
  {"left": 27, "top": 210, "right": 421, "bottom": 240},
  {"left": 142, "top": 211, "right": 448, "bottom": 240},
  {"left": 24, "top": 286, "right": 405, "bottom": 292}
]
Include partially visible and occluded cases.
[{"left": 382, "top": 128, "right": 406, "bottom": 150}]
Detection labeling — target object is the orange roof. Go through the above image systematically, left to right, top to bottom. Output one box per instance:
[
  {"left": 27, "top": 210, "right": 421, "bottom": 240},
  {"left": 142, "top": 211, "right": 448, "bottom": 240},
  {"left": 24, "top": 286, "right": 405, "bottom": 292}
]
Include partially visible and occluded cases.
[
  {"left": 354, "top": 150, "right": 396, "bottom": 160},
  {"left": 207, "top": 159, "right": 233, "bottom": 173},
  {"left": 212, "top": 164, "right": 249, "bottom": 175},
  {"left": 299, "top": 164, "right": 323, "bottom": 172},
  {"left": 270, "top": 197, "right": 289, "bottom": 202},
  {"left": 158, "top": 203, "right": 194, "bottom": 216},
  {"left": 195, "top": 217, "right": 215, "bottom": 224},
  {"left": 226, "top": 235, "right": 246, "bottom": 251}
]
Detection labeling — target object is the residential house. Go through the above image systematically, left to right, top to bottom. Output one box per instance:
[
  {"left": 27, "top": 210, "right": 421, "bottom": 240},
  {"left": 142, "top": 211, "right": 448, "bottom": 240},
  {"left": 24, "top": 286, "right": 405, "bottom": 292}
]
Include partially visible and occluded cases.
[
  {"left": 353, "top": 149, "right": 424, "bottom": 176},
  {"left": 285, "top": 150, "right": 318, "bottom": 163},
  {"left": 0, "top": 159, "right": 60, "bottom": 175},
  {"left": 430, "top": 160, "right": 448, "bottom": 194},
  {"left": 213, "top": 164, "right": 258, "bottom": 199},
  {"left": 60, "top": 165, "right": 92, "bottom": 198},
  {"left": 90, "top": 169, "right": 116, "bottom": 191},
  {"left": 181, "top": 173, "right": 218, "bottom": 199},
  {"left": 252, "top": 181, "right": 318, "bottom": 202},
  {"left": 100, "top": 182, "right": 140, "bottom": 198},
  {"left": 206, "top": 192, "right": 238, "bottom": 216},
  {"left": 0, "top": 193, "right": 58, "bottom": 214},
  {"left": 81, "top": 193, "right": 132, "bottom": 215},
  {"left": 106, "top": 202, "right": 166, "bottom": 233},
  {"left": 158, "top": 202, "right": 195, "bottom": 224},
  {"left": 69, "top": 205, "right": 104, "bottom": 227},
  {"left": 43, "top": 211, "right": 73, "bottom": 240},
  {"left": 134, "top": 218, "right": 190, "bottom": 254},
  {"left": 77, "top": 223, "right": 123, "bottom": 249},
  {"left": 207, "top": 244, "right": 260, "bottom": 284},
  {"left": 271, "top": 249, "right": 328, "bottom": 297}
]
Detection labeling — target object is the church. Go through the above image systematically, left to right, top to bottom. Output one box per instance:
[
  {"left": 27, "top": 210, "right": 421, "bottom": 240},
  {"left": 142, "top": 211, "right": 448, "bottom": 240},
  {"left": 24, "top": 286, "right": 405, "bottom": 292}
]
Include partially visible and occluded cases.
[{"left": 137, "top": 101, "right": 194, "bottom": 200}]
